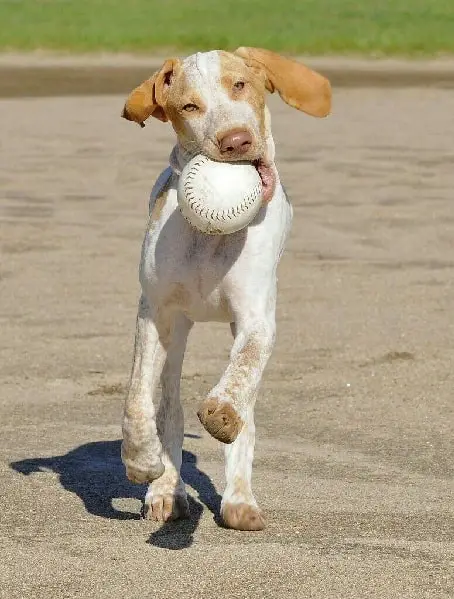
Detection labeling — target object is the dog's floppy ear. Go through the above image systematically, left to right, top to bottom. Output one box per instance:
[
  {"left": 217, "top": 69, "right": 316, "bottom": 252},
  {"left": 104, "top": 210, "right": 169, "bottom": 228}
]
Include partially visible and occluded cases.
[
  {"left": 234, "top": 47, "right": 331, "bottom": 118},
  {"left": 121, "top": 58, "right": 180, "bottom": 127}
]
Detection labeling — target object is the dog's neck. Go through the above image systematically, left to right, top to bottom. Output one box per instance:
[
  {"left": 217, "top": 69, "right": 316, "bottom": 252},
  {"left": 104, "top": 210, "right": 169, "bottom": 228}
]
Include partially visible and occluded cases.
[{"left": 169, "top": 145, "right": 195, "bottom": 176}]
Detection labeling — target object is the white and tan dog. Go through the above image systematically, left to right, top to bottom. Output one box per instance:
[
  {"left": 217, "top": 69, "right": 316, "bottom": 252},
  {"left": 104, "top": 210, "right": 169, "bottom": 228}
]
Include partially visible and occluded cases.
[{"left": 121, "top": 48, "right": 331, "bottom": 530}]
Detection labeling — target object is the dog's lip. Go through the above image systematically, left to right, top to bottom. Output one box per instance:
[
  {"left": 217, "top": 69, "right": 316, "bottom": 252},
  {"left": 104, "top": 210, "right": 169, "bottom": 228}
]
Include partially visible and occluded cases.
[{"left": 253, "top": 159, "right": 276, "bottom": 203}]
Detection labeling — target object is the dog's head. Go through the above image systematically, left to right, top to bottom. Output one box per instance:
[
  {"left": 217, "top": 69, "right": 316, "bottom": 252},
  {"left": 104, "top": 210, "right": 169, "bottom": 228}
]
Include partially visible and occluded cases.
[{"left": 122, "top": 48, "right": 331, "bottom": 201}]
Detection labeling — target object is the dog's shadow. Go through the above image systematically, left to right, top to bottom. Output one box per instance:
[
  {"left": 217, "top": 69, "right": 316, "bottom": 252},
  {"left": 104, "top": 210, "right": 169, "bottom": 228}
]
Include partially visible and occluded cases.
[{"left": 10, "top": 437, "right": 222, "bottom": 550}]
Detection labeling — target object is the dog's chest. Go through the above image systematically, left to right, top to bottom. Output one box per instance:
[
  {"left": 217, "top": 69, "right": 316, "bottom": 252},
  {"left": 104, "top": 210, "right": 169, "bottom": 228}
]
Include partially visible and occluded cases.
[
  {"left": 141, "top": 170, "right": 291, "bottom": 323},
  {"left": 142, "top": 211, "right": 244, "bottom": 322},
  {"left": 169, "top": 237, "right": 237, "bottom": 321}
]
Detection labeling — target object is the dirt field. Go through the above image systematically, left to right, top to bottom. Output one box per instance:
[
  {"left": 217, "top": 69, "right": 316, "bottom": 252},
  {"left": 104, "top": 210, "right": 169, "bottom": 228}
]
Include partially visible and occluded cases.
[{"left": 0, "top": 82, "right": 453, "bottom": 598}]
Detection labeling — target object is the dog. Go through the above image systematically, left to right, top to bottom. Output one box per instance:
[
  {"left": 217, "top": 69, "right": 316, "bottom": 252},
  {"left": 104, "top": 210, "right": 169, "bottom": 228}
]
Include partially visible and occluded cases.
[{"left": 120, "top": 47, "right": 331, "bottom": 530}]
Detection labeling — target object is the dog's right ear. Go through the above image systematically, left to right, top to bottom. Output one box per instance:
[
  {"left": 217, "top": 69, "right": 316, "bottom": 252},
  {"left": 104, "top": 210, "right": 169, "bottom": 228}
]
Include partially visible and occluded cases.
[{"left": 121, "top": 58, "right": 180, "bottom": 127}]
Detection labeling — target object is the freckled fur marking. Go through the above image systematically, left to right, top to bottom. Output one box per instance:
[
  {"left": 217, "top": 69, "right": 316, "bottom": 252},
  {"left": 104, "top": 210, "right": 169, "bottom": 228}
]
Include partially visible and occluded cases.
[
  {"left": 222, "top": 338, "right": 263, "bottom": 404},
  {"left": 237, "top": 338, "right": 261, "bottom": 368}
]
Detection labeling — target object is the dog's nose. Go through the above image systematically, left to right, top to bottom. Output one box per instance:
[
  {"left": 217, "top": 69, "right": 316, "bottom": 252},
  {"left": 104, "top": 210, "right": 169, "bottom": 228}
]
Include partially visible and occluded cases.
[{"left": 219, "top": 130, "right": 252, "bottom": 155}]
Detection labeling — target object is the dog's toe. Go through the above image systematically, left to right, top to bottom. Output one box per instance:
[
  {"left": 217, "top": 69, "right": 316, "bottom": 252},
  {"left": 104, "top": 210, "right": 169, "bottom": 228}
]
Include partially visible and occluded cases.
[{"left": 144, "top": 493, "right": 190, "bottom": 522}]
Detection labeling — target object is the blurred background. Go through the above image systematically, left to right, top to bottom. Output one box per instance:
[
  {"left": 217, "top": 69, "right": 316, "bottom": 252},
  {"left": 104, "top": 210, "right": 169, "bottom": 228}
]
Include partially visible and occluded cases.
[{"left": 0, "top": 0, "right": 453, "bottom": 56}]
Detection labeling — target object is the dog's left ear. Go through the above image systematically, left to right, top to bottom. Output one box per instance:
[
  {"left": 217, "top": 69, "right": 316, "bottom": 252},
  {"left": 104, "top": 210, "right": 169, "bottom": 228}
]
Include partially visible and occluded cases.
[
  {"left": 235, "top": 47, "right": 331, "bottom": 118},
  {"left": 121, "top": 58, "right": 180, "bottom": 127}
]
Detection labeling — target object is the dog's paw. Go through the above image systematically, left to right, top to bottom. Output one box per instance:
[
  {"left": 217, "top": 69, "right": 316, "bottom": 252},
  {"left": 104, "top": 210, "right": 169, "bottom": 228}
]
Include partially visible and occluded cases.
[
  {"left": 197, "top": 398, "right": 243, "bottom": 444},
  {"left": 144, "top": 492, "right": 190, "bottom": 522},
  {"left": 221, "top": 503, "right": 266, "bottom": 531}
]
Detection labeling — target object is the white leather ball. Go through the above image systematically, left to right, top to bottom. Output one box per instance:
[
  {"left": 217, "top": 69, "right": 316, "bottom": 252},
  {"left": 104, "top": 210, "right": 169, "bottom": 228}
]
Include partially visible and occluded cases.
[{"left": 177, "top": 155, "right": 263, "bottom": 235}]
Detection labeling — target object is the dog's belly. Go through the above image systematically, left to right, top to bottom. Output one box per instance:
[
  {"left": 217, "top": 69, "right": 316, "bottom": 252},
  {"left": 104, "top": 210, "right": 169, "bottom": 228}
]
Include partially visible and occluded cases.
[{"left": 161, "top": 281, "right": 233, "bottom": 323}]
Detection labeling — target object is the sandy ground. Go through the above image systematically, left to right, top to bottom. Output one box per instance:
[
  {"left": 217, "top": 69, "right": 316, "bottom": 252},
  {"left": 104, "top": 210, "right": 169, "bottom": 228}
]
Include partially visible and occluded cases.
[{"left": 0, "top": 81, "right": 453, "bottom": 598}]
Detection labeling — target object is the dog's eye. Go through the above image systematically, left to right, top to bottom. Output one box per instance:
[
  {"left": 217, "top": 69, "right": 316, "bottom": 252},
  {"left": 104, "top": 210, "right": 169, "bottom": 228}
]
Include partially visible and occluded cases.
[
  {"left": 233, "top": 81, "right": 245, "bottom": 90},
  {"left": 182, "top": 103, "right": 198, "bottom": 112}
]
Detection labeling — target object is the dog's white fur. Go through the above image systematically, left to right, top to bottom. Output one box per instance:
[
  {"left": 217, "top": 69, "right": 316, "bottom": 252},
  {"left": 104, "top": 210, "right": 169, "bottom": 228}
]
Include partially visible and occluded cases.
[{"left": 121, "top": 49, "right": 331, "bottom": 530}]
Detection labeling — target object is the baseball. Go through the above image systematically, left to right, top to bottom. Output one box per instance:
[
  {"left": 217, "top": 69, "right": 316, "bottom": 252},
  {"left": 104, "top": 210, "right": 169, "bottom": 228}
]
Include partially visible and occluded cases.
[{"left": 177, "top": 155, "right": 263, "bottom": 235}]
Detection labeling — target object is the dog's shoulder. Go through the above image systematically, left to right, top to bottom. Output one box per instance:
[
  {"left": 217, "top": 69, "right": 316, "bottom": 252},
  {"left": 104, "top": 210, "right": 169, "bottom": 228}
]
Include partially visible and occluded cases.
[{"left": 148, "top": 166, "right": 177, "bottom": 220}]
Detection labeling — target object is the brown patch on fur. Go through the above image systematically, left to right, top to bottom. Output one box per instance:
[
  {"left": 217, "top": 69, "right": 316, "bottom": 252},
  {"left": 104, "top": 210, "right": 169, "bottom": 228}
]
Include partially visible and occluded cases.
[
  {"left": 234, "top": 47, "right": 331, "bottom": 118},
  {"left": 219, "top": 51, "right": 266, "bottom": 137},
  {"left": 122, "top": 58, "right": 181, "bottom": 125},
  {"left": 164, "top": 69, "right": 207, "bottom": 139},
  {"left": 149, "top": 173, "right": 175, "bottom": 224},
  {"left": 150, "top": 188, "right": 168, "bottom": 223},
  {"left": 163, "top": 283, "right": 191, "bottom": 309},
  {"left": 197, "top": 398, "right": 243, "bottom": 444},
  {"left": 221, "top": 503, "right": 266, "bottom": 531}
]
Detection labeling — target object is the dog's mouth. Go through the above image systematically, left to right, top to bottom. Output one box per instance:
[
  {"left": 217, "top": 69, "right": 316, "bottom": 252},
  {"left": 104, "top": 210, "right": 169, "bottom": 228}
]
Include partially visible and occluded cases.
[
  {"left": 186, "top": 141, "right": 277, "bottom": 203},
  {"left": 253, "top": 159, "right": 276, "bottom": 203}
]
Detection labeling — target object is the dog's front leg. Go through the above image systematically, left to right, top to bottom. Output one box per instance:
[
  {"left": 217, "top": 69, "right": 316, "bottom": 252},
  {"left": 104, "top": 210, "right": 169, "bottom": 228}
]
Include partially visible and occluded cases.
[
  {"left": 121, "top": 295, "right": 169, "bottom": 484},
  {"left": 198, "top": 316, "right": 275, "bottom": 530},
  {"left": 198, "top": 318, "right": 275, "bottom": 444}
]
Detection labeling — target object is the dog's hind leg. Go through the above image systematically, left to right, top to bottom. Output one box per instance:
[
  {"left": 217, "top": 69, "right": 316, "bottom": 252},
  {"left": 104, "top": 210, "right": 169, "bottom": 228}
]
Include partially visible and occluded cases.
[
  {"left": 121, "top": 295, "right": 171, "bottom": 485},
  {"left": 144, "top": 313, "right": 193, "bottom": 521}
]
